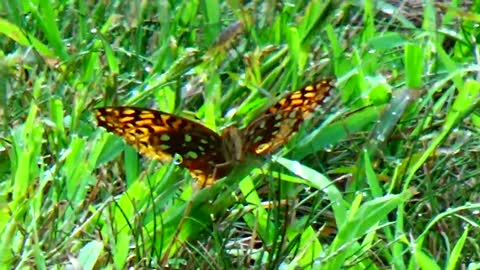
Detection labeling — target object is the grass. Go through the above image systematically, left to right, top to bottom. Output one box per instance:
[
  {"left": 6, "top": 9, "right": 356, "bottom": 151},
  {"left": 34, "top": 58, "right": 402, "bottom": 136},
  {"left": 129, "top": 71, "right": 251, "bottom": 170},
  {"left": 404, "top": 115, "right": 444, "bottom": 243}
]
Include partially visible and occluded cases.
[{"left": 1, "top": 0, "right": 480, "bottom": 269}]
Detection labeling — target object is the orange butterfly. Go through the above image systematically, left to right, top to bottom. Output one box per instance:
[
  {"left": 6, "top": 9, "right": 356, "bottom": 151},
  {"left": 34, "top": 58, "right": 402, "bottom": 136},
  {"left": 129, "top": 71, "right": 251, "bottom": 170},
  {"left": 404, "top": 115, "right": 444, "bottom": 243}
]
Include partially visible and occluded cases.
[{"left": 94, "top": 79, "right": 334, "bottom": 186}]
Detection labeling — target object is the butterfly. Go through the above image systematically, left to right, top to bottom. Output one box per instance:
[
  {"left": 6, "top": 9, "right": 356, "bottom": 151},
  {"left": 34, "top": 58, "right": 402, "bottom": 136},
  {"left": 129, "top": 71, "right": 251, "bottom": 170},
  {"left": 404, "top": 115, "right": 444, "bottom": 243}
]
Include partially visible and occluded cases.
[{"left": 94, "top": 79, "right": 334, "bottom": 187}]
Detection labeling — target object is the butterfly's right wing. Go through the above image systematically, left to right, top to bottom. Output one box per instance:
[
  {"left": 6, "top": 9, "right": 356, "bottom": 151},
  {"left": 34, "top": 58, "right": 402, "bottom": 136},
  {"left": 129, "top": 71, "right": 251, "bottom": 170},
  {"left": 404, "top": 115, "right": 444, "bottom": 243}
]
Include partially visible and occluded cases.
[
  {"left": 243, "top": 79, "right": 334, "bottom": 155},
  {"left": 94, "top": 107, "right": 227, "bottom": 186}
]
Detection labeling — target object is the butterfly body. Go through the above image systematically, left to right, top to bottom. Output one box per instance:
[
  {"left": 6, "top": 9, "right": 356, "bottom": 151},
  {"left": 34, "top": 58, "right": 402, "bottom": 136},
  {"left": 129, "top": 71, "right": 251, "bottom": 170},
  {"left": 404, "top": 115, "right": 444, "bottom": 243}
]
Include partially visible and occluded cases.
[{"left": 94, "top": 79, "right": 334, "bottom": 186}]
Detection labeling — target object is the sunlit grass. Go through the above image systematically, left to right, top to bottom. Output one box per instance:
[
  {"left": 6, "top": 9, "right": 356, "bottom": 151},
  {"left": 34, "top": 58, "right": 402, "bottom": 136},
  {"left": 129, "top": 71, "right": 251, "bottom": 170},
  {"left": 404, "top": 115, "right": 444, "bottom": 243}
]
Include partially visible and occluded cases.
[{"left": 1, "top": 0, "right": 480, "bottom": 269}]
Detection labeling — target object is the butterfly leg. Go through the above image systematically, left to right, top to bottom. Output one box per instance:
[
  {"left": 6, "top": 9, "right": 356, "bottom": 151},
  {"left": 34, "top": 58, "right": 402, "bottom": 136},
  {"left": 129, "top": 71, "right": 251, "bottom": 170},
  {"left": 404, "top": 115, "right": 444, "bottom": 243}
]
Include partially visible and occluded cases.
[{"left": 211, "top": 161, "right": 235, "bottom": 183}]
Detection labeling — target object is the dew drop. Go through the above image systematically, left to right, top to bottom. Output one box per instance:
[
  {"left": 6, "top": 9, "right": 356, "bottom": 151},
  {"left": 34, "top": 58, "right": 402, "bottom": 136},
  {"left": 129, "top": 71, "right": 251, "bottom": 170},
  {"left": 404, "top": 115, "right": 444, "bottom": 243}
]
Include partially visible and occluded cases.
[{"left": 173, "top": 154, "right": 183, "bottom": 165}]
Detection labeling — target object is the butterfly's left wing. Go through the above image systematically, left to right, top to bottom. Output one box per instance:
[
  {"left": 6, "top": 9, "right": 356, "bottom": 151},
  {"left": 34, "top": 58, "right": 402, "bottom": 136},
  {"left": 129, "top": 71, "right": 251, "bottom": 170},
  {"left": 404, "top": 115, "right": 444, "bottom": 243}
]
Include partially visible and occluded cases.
[
  {"left": 243, "top": 79, "right": 334, "bottom": 155},
  {"left": 94, "top": 106, "right": 228, "bottom": 186}
]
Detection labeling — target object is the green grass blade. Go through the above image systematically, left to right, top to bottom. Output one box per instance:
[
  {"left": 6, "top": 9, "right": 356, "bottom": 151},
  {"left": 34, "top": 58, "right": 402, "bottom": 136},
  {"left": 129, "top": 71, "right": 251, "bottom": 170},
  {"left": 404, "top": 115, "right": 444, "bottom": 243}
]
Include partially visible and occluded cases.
[{"left": 446, "top": 226, "right": 469, "bottom": 270}]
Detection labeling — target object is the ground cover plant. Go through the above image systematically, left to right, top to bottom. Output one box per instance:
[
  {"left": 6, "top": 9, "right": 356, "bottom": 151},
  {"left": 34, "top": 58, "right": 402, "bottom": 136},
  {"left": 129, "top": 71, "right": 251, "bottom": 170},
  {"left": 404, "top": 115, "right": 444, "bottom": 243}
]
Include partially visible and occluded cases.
[{"left": 1, "top": 0, "right": 480, "bottom": 269}]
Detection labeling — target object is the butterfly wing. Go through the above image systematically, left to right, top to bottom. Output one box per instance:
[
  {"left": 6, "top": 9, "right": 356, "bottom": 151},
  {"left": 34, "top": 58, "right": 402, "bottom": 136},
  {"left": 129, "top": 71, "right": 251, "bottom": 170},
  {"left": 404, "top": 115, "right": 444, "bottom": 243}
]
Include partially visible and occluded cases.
[
  {"left": 243, "top": 79, "right": 334, "bottom": 155},
  {"left": 94, "top": 107, "right": 227, "bottom": 186}
]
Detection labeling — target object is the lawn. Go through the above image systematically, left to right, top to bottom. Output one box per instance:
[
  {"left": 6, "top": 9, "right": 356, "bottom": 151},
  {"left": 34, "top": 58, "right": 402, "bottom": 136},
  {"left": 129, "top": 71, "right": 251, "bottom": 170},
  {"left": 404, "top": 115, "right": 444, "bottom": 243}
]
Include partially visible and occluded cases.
[{"left": 1, "top": 0, "right": 480, "bottom": 269}]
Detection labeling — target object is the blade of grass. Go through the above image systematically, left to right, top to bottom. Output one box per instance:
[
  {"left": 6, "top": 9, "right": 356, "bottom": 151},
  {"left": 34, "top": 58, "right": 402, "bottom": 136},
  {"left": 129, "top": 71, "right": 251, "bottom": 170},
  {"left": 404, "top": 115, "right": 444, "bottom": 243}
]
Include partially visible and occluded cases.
[
  {"left": 275, "top": 157, "right": 348, "bottom": 226},
  {"left": 325, "top": 189, "right": 413, "bottom": 268},
  {"left": 446, "top": 226, "right": 469, "bottom": 270}
]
